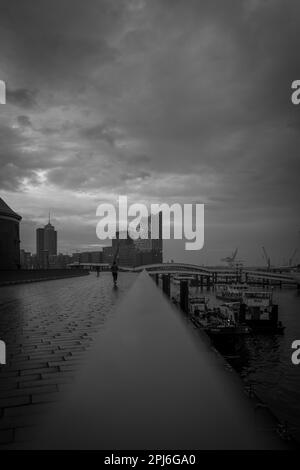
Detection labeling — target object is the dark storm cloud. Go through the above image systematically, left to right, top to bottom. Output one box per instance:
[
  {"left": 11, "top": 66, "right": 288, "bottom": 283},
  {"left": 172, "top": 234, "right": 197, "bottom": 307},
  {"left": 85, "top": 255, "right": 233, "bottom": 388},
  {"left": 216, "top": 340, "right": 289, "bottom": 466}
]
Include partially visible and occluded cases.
[
  {"left": 0, "top": 0, "right": 299, "bottom": 261},
  {"left": 0, "top": 0, "right": 121, "bottom": 89},
  {"left": 7, "top": 88, "right": 37, "bottom": 108},
  {"left": 17, "top": 115, "right": 32, "bottom": 127},
  {"left": 0, "top": 122, "right": 42, "bottom": 189},
  {"left": 80, "top": 122, "right": 121, "bottom": 146},
  {"left": 121, "top": 170, "right": 151, "bottom": 181}
]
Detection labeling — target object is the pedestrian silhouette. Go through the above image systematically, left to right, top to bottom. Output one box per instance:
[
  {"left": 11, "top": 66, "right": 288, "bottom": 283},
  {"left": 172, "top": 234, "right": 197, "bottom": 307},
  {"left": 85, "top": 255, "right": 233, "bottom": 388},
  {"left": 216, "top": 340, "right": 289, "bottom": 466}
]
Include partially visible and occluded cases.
[{"left": 111, "top": 261, "right": 118, "bottom": 287}]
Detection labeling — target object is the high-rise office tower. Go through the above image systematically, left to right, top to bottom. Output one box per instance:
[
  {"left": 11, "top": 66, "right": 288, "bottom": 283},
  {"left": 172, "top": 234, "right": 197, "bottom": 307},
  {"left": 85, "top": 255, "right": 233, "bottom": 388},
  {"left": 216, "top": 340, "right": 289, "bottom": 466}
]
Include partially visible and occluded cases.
[
  {"left": 36, "top": 214, "right": 57, "bottom": 268},
  {"left": 44, "top": 216, "right": 57, "bottom": 256},
  {"left": 36, "top": 228, "right": 44, "bottom": 255}
]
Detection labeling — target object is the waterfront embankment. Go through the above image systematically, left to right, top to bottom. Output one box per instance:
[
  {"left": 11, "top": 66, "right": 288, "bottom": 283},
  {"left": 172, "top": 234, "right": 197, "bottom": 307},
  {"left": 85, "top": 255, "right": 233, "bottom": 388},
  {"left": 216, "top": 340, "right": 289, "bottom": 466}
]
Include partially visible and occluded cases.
[{"left": 0, "top": 269, "right": 89, "bottom": 287}]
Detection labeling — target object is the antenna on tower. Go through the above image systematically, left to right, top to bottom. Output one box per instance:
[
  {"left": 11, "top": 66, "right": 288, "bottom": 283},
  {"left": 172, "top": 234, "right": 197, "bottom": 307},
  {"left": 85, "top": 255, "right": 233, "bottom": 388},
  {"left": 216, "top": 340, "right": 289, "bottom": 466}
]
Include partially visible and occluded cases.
[{"left": 48, "top": 211, "right": 51, "bottom": 224}]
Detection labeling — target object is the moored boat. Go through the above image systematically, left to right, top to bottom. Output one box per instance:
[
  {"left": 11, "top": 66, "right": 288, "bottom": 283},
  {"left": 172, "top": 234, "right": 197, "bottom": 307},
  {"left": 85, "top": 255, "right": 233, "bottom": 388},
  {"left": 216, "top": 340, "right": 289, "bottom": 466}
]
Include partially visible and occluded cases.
[
  {"left": 216, "top": 283, "right": 251, "bottom": 302},
  {"left": 239, "top": 290, "right": 285, "bottom": 334},
  {"left": 189, "top": 298, "right": 252, "bottom": 338}
]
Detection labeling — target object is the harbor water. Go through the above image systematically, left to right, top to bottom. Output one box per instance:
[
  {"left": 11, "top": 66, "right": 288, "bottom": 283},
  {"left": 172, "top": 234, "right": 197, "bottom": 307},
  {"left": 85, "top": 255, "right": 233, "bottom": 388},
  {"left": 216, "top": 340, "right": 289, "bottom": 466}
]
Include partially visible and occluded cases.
[
  {"left": 0, "top": 273, "right": 299, "bottom": 446},
  {"left": 184, "top": 284, "right": 300, "bottom": 442}
]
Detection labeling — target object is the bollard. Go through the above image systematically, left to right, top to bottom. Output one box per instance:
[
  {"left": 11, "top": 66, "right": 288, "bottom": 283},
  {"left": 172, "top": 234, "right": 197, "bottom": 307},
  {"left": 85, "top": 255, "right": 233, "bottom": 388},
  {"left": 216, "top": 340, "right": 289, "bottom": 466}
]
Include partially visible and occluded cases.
[
  {"left": 155, "top": 273, "right": 159, "bottom": 285},
  {"left": 162, "top": 274, "right": 170, "bottom": 297},
  {"left": 180, "top": 280, "right": 189, "bottom": 314},
  {"left": 270, "top": 304, "right": 278, "bottom": 325}
]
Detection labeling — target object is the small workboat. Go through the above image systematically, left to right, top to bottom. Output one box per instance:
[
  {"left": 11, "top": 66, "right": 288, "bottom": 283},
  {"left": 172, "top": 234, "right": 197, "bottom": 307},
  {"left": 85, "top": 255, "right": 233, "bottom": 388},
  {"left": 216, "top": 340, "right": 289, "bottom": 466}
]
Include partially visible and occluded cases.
[{"left": 239, "top": 291, "right": 285, "bottom": 334}]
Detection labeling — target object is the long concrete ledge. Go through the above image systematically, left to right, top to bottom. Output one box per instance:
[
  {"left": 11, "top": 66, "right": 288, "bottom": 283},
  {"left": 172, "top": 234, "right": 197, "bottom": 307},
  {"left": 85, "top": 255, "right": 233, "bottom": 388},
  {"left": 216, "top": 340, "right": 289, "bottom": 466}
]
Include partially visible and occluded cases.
[
  {"left": 0, "top": 269, "right": 89, "bottom": 286},
  {"left": 32, "top": 271, "right": 285, "bottom": 449}
]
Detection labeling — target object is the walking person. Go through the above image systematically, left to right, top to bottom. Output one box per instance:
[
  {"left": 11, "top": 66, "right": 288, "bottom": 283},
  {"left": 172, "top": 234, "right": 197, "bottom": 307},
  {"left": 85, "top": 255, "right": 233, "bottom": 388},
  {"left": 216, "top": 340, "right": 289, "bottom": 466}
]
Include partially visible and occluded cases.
[{"left": 111, "top": 261, "right": 118, "bottom": 287}]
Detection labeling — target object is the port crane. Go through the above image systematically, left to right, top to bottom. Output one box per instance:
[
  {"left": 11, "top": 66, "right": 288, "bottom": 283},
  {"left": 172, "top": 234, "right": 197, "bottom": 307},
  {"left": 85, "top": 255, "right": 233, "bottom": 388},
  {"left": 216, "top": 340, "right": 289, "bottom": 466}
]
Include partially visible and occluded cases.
[
  {"left": 262, "top": 246, "right": 271, "bottom": 270},
  {"left": 221, "top": 248, "right": 238, "bottom": 267}
]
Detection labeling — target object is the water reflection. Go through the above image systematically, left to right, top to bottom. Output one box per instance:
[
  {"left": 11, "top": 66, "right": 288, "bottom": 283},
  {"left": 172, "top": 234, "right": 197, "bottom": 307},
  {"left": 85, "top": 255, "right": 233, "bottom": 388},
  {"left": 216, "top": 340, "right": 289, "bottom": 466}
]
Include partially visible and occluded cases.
[{"left": 172, "top": 282, "right": 300, "bottom": 442}]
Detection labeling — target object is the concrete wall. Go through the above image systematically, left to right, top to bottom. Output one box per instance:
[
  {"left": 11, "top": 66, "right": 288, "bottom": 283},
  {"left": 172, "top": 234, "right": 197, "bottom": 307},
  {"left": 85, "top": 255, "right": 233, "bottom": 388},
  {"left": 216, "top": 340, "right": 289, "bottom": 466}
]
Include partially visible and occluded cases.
[{"left": 0, "top": 268, "right": 89, "bottom": 286}]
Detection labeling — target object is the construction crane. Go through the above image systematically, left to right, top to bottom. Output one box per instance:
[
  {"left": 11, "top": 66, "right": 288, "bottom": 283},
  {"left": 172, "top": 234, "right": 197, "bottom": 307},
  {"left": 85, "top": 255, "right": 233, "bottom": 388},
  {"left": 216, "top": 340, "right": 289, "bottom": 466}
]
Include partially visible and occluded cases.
[
  {"left": 262, "top": 246, "right": 271, "bottom": 270},
  {"left": 221, "top": 248, "right": 238, "bottom": 267},
  {"left": 289, "top": 248, "right": 298, "bottom": 267}
]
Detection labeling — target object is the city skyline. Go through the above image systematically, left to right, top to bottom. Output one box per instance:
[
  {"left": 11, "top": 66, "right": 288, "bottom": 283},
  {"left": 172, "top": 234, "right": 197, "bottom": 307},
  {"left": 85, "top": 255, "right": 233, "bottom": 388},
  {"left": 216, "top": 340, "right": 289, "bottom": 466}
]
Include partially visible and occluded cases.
[
  {"left": 8, "top": 198, "right": 300, "bottom": 267},
  {"left": 36, "top": 214, "right": 57, "bottom": 268}
]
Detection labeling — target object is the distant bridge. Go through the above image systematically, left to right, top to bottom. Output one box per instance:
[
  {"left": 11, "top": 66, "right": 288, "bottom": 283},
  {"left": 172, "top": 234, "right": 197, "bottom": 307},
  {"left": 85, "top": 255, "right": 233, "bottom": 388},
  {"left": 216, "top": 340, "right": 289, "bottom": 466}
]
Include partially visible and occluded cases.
[
  {"left": 68, "top": 262, "right": 298, "bottom": 285},
  {"left": 68, "top": 262, "right": 214, "bottom": 275},
  {"left": 133, "top": 264, "right": 298, "bottom": 284},
  {"left": 244, "top": 269, "right": 298, "bottom": 284}
]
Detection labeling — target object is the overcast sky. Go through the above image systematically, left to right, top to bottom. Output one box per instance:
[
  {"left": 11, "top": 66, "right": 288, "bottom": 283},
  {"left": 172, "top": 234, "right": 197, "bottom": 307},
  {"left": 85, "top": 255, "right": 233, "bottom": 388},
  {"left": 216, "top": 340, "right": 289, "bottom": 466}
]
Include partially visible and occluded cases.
[{"left": 0, "top": 0, "right": 299, "bottom": 265}]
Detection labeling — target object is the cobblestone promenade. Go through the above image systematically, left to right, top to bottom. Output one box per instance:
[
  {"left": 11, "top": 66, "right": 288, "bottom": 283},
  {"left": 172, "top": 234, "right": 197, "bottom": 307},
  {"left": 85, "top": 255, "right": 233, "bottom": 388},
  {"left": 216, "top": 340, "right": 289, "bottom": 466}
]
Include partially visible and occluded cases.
[{"left": 0, "top": 272, "right": 136, "bottom": 448}]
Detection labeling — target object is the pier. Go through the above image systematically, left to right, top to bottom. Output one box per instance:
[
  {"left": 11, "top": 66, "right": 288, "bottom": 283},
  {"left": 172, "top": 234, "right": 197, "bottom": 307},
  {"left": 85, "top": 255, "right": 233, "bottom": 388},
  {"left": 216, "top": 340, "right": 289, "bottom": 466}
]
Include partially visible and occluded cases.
[
  {"left": 70, "top": 262, "right": 299, "bottom": 288},
  {"left": 0, "top": 268, "right": 297, "bottom": 449},
  {"left": 0, "top": 268, "right": 89, "bottom": 287},
  {"left": 24, "top": 272, "right": 287, "bottom": 449}
]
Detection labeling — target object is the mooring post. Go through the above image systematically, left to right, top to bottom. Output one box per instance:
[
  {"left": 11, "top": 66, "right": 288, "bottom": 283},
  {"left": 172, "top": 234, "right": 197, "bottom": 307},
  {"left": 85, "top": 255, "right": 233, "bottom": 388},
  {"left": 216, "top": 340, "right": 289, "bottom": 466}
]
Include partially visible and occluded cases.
[
  {"left": 162, "top": 274, "right": 170, "bottom": 297},
  {"left": 180, "top": 280, "right": 189, "bottom": 314},
  {"left": 270, "top": 304, "right": 278, "bottom": 325}
]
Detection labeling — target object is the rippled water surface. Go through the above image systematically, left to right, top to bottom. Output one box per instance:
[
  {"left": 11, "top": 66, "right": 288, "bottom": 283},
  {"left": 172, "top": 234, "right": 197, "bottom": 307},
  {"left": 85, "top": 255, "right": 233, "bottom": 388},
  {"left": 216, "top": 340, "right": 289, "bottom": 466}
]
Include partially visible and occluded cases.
[{"left": 184, "top": 285, "right": 300, "bottom": 441}]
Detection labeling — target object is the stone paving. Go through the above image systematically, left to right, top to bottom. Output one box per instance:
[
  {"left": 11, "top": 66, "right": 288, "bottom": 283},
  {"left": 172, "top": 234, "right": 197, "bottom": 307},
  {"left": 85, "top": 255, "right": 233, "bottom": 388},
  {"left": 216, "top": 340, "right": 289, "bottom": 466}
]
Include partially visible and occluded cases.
[{"left": 0, "top": 272, "right": 136, "bottom": 448}]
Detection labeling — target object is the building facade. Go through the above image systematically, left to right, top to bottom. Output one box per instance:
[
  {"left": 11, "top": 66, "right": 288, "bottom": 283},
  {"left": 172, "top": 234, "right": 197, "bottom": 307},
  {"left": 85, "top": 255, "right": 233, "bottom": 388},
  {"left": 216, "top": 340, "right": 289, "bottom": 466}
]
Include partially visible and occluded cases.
[
  {"left": 0, "top": 198, "right": 22, "bottom": 270},
  {"left": 134, "top": 212, "right": 163, "bottom": 266},
  {"left": 110, "top": 213, "right": 163, "bottom": 267},
  {"left": 44, "top": 221, "right": 57, "bottom": 256},
  {"left": 102, "top": 247, "right": 114, "bottom": 264},
  {"left": 20, "top": 249, "right": 32, "bottom": 269},
  {"left": 70, "top": 251, "right": 103, "bottom": 265}
]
